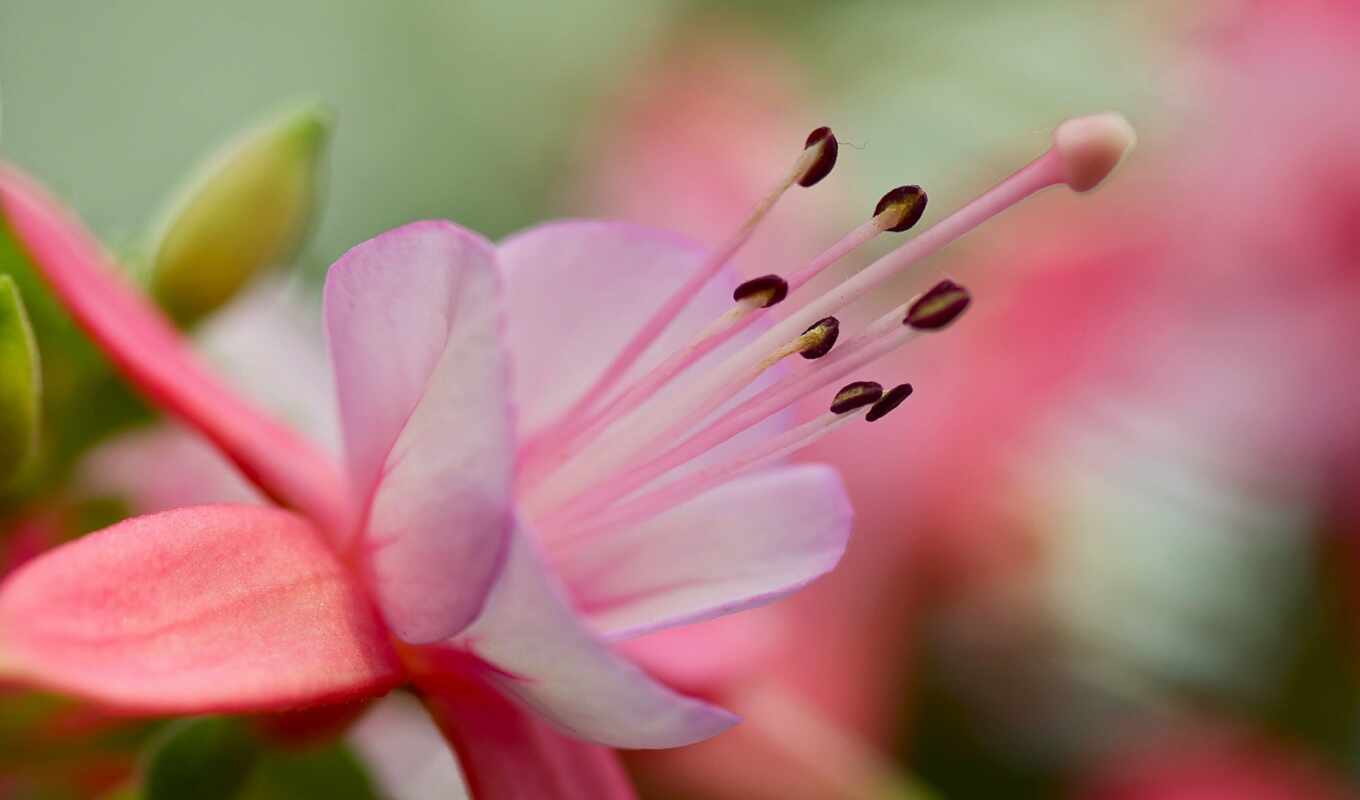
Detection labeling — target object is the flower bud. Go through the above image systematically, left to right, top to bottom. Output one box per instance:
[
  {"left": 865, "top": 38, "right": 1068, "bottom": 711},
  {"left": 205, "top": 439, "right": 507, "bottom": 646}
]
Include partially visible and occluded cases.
[
  {"left": 146, "top": 102, "right": 333, "bottom": 326},
  {"left": 0, "top": 276, "right": 40, "bottom": 486}
]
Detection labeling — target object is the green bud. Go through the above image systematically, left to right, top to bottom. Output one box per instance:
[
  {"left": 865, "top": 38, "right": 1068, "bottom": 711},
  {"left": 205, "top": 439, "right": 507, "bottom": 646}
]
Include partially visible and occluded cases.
[
  {"left": 146, "top": 102, "right": 333, "bottom": 327},
  {"left": 0, "top": 275, "right": 40, "bottom": 486}
]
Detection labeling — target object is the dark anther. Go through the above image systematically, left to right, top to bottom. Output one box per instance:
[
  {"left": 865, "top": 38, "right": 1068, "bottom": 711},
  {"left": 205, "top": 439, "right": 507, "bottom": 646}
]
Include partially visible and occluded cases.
[
  {"left": 798, "top": 127, "right": 839, "bottom": 187},
  {"left": 874, "top": 185, "right": 928, "bottom": 232},
  {"left": 733, "top": 274, "right": 789, "bottom": 308},
  {"left": 905, "top": 280, "right": 971, "bottom": 330},
  {"left": 799, "top": 317, "right": 840, "bottom": 359},
  {"left": 830, "top": 381, "right": 883, "bottom": 414},
  {"left": 865, "top": 383, "right": 913, "bottom": 422}
]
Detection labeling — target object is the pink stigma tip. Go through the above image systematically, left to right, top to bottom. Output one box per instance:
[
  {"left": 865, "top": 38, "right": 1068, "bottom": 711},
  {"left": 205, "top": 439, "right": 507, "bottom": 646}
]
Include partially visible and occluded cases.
[{"left": 1053, "top": 112, "right": 1136, "bottom": 193}]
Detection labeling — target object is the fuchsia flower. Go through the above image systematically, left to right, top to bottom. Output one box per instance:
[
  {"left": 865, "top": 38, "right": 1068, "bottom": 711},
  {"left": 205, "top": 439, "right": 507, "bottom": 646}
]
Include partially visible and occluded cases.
[
  {"left": 0, "top": 112, "right": 1131, "bottom": 797},
  {"left": 1074, "top": 735, "right": 1357, "bottom": 800}
]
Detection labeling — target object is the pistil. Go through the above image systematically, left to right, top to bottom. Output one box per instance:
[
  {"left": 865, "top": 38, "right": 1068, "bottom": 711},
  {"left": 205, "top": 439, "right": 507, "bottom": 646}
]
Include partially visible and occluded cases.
[{"left": 529, "top": 115, "right": 1134, "bottom": 512}]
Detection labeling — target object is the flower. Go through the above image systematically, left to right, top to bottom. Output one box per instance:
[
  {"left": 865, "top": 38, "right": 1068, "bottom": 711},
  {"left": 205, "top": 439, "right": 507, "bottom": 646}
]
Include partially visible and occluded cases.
[
  {"left": 0, "top": 111, "right": 1131, "bottom": 797},
  {"left": 1074, "top": 734, "right": 1356, "bottom": 800}
]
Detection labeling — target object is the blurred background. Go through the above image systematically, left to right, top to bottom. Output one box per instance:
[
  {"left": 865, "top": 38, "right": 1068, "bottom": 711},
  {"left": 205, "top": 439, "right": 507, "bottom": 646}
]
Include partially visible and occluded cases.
[{"left": 3, "top": 0, "right": 1360, "bottom": 797}]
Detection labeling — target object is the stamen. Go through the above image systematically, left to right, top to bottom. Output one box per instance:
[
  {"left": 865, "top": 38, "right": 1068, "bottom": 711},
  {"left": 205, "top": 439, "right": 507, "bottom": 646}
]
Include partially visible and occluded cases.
[
  {"left": 528, "top": 115, "right": 1132, "bottom": 525},
  {"left": 549, "top": 116, "right": 1132, "bottom": 488},
  {"left": 525, "top": 126, "right": 840, "bottom": 449},
  {"left": 796, "top": 127, "right": 840, "bottom": 187},
  {"left": 872, "top": 185, "right": 928, "bottom": 232},
  {"left": 520, "top": 196, "right": 891, "bottom": 488},
  {"left": 783, "top": 215, "right": 888, "bottom": 291},
  {"left": 733, "top": 274, "right": 789, "bottom": 308},
  {"left": 905, "top": 279, "right": 971, "bottom": 329},
  {"left": 535, "top": 291, "right": 955, "bottom": 525},
  {"left": 753, "top": 317, "right": 840, "bottom": 373},
  {"left": 799, "top": 317, "right": 840, "bottom": 360},
  {"left": 829, "top": 380, "right": 883, "bottom": 413},
  {"left": 865, "top": 383, "right": 912, "bottom": 422},
  {"left": 556, "top": 398, "right": 869, "bottom": 540}
]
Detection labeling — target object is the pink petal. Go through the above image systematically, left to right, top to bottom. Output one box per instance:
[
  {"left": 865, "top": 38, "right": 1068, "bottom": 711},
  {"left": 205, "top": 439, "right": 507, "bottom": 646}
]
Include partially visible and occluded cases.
[
  {"left": 0, "top": 163, "right": 350, "bottom": 535},
  {"left": 500, "top": 220, "right": 760, "bottom": 437},
  {"left": 325, "top": 221, "right": 516, "bottom": 644},
  {"left": 79, "top": 422, "right": 266, "bottom": 512},
  {"left": 552, "top": 464, "right": 851, "bottom": 639},
  {"left": 0, "top": 505, "right": 400, "bottom": 714},
  {"left": 442, "top": 527, "right": 737, "bottom": 748},
  {"left": 616, "top": 611, "right": 785, "bottom": 693},
  {"left": 417, "top": 666, "right": 636, "bottom": 800},
  {"left": 349, "top": 694, "right": 469, "bottom": 800}
]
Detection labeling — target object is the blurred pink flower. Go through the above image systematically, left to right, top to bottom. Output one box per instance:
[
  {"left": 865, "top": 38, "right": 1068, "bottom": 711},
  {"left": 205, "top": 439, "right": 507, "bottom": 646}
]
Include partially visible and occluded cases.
[{"left": 1073, "top": 735, "right": 1356, "bottom": 800}]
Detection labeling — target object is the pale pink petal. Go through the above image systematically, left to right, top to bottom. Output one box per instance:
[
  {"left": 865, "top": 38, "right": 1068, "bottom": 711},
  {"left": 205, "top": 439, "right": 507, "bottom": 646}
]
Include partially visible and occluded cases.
[
  {"left": 0, "top": 163, "right": 350, "bottom": 536},
  {"left": 500, "top": 220, "right": 774, "bottom": 437},
  {"left": 325, "top": 221, "right": 516, "bottom": 644},
  {"left": 194, "top": 281, "right": 341, "bottom": 452},
  {"left": 79, "top": 422, "right": 266, "bottom": 512},
  {"left": 551, "top": 464, "right": 851, "bottom": 639},
  {"left": 0, "top": 505, "right": 400, "bottom": 714},
  {"left": 442, "top": 528, "right": 737, "bottom": 748},
  {"left": 616, "top": 610, "right": 786, "bottom": 693},
  {"left": 417, "top": 670, "right": 636, "bottom": 799},
  {"left": 349, "top": 693, "right": 470, "bottom": 800}
]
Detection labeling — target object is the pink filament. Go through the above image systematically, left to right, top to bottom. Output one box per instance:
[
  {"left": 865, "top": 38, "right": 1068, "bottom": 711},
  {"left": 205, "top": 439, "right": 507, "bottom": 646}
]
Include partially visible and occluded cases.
[
  {"left": 543, "top": 311, "right": 916, "bottom": 526},
  {"left": 557, "top": 409, "right": 864, "bottom": 540}
]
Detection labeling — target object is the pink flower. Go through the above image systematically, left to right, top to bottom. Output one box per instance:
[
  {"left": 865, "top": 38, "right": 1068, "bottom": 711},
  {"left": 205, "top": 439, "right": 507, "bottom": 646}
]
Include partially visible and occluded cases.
[
  {"left": 0, "top": 111, "right": 1131, "bottom": 797},
  {"left": 1073, "top": 734, "right": 1356, "bottom": 800}
]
